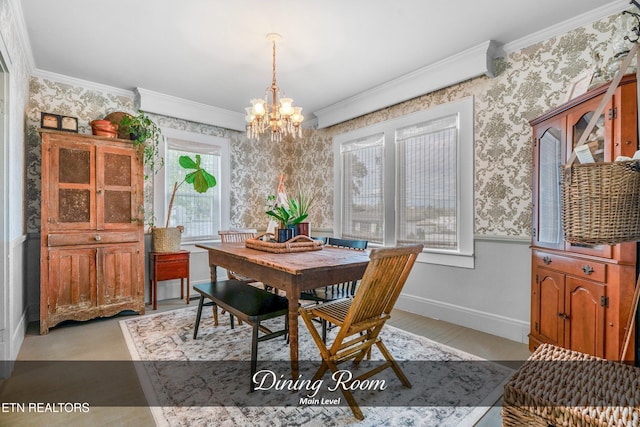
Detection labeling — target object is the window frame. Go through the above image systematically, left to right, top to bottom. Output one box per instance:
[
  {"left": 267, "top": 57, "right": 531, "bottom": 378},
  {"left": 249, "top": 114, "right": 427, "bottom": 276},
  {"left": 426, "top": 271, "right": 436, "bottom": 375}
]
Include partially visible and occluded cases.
[
  {"left": 333, "top": 96, "right": 475, "bottom": 268},
  {"left": 154, "top": 127, "right": 231, "bottom": 244}
]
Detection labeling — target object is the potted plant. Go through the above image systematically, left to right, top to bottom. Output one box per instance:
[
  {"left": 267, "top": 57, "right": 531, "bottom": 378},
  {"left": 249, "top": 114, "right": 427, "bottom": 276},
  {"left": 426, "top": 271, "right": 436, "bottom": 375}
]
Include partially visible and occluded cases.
[
  {"left": 118, "top": 111, "right": 164, "bottom": 179},
  {"left": 151, "top": 154, "right": 217, "bottom": 252},
  {"left": 289, "top": 188, "right": 315, "bottom": 236},
  {"left": 265, "top": 195, "right": 308, "bottom": 242}
]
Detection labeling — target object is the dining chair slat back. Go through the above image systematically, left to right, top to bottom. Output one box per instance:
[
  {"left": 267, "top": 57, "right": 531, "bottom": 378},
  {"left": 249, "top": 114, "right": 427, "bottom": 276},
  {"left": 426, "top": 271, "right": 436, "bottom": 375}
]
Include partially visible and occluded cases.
[
  {"left": 218, "top": 229, "right": 257, "bottom": 282},
  {"left": 300, "top": 237, "right": 368, "bottom": 304},
  {"left": 299, "top": 244, "right": 423, "bottom": 420}
]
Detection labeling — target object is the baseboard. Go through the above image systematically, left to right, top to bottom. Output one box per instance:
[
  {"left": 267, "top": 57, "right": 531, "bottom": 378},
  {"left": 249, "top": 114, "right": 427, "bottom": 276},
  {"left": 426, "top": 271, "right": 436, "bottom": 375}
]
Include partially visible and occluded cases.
[
  {"left": 396, "top": 293, "right": 530, "bottom": 344},
  {"left": 10, "top": 307, "right": 27, "bottom": 359}
]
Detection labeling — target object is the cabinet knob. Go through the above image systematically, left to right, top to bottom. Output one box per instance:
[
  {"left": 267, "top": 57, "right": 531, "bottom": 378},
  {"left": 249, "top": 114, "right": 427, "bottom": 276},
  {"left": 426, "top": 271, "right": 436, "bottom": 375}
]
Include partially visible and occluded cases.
[
  {"left": 97, "top": 189, "right": 103, "bottom": 194},
  {"left": 95, "top": 235, "right": 102, "bottom": 241},
  {"left": 543, "top": 256, "right": 552, "bottom": 265},
  {"left": 581, "top": 265, "right": 594, "bottom": 275},
  {"left": 558, "top": 312, "right": 570, "bottom": 320}
]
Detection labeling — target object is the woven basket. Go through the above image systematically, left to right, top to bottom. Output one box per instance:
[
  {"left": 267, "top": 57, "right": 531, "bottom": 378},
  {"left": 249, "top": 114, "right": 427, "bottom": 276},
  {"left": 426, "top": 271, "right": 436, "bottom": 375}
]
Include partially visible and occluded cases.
[
  {"left": 561, "top": 160, "right": 640, "bottom": 245},
  {"left": 151, "top": 227, "right": 183, "bottom": 252},
  {"left": 245, "top": 233, "right": 323, "bottom": 253},
  {"left": 502, "top": 343, "right": 640, "bottom": 427}
]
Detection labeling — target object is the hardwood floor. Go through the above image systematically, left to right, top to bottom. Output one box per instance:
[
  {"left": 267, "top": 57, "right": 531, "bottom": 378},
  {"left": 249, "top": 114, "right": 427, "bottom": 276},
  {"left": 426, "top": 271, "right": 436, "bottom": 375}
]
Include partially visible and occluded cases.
[{"left": 0, "top": 298, "right": 529, "bottom": 426}]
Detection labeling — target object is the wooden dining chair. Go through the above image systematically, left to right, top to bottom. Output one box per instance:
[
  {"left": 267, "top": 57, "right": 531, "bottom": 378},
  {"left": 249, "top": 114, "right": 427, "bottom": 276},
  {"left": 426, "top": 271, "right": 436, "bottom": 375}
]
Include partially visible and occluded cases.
[
  {"left": 216, "top": 229, "right": 258, "bottom": 326},
  {"left": 218, "top": 229, "right": 258, "bottom": 282},
  {"left": 300, "top": 237, "right": 368, "bottom": 304},
  {"left": 299, "top": 244, "right": 423, "bottom": 420}
]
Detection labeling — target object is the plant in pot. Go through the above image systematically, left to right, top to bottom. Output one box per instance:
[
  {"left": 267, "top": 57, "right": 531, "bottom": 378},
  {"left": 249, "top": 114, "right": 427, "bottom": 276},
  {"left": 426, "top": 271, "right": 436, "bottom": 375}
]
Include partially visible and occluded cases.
[
  {"left": 118, "top": 111, "right": 164, "bottom": 180},
  {"left": 151, "top": 154, "right": 217, "bottom": 252},
  {"left": 289, "top": 188, "right": 316, "bottom": 237},
  {"left": 266, "top": 196, "right": 308, "bottom": 243}
]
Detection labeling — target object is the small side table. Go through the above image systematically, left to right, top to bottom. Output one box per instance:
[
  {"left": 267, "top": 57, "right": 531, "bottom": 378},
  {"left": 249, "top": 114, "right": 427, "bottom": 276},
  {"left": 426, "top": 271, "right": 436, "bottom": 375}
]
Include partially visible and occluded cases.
[{"left": 149, "top": 250, "right": 190, "bottom": 310}]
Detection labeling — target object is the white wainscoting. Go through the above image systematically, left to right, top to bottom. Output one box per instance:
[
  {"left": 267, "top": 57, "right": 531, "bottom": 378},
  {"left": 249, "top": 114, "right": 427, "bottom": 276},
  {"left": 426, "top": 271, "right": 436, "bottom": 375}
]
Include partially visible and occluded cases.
[
  {"left": 1, "top": 235, "right": 27, "bottom": 378},
  {"left": 396, "top": 237, "right": 531, "bottom": 343}
]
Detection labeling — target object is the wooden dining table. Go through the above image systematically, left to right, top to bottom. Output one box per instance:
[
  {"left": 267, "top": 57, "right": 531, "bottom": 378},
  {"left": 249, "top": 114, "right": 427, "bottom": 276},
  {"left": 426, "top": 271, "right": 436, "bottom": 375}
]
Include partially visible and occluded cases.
[{"left": 195, "top": 242, "right": 370, "bottom": 377}]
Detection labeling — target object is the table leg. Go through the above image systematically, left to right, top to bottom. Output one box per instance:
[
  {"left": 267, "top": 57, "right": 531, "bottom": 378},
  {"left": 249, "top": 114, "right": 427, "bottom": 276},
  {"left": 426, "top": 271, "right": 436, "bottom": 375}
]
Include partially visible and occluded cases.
[
  {"left": 208, "top": 260, "right": 219, "bottom": 326},
  {"left": 180, "top": 278, "right": 184, "bottom": 300},
  {"left": 288, "top": 294, "right": 299, "bottom": 379}
]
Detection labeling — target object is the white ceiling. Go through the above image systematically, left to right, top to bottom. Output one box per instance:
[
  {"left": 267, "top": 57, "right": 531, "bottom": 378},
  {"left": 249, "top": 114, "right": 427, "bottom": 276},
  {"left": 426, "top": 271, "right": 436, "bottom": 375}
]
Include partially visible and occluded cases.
[{"left": 19, "top": 0, "right": 626, "bottom": 121}]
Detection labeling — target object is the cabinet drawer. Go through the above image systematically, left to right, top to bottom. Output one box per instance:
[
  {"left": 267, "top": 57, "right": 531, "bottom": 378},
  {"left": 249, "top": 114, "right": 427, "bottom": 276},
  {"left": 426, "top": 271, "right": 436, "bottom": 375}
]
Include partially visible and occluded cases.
[
  {"left": 48, "top": 231, "right": 139, "bottom": 246},
  {"left": 534, "top": 252, "right": 606, "bottom": 282}
]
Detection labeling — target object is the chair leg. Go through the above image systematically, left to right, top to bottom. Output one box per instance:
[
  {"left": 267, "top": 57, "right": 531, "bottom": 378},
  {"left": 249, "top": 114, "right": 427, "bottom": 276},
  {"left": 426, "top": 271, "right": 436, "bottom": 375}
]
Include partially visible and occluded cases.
[
  {"left": 193, "top": 295, "right": 205, "bottom": 339},
  {"left": 375, "top": 340, "right": 411, "bottom": 388}
]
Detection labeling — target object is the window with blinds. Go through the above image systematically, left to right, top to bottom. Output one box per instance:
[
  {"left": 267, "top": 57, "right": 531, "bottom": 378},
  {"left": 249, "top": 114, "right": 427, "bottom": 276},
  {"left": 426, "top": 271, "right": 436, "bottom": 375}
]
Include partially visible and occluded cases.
[
  {"left": 333, "top": 96, "right": 474, "bottom": 268},
  {"left": 396, "top": 115, "right": 458, "bottom": 249},
  {"left": 340, "top": 134, "right": 384, "bottom": 244},
  {"left": 165, "top": 138, "right": 222, "bottom": 241}
]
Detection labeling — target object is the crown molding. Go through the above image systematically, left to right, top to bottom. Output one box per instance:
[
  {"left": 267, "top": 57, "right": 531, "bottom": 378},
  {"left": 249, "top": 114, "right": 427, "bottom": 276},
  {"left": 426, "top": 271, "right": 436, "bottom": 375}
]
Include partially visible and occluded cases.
[
  {"left": 7, "top": 0, "right": 34, "bottom": 72},
  {"left": 500, "top": 0, "right": 630, "bottom": 55},
  {"left": 313, "top": 40, "right": 498, "bottom": 129},
  {"left": 31, "top": 69, "right": 135, "bottom": 98},
  {"left": 136, "top": 88, "right": 246, "bottom": 131}
]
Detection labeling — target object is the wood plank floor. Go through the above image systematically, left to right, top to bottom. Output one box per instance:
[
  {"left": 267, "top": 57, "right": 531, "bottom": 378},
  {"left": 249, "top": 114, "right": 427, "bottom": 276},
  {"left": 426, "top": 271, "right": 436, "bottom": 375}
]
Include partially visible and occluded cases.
[{"left": 0, "top": 298, "right": 530, "bottom": 426}]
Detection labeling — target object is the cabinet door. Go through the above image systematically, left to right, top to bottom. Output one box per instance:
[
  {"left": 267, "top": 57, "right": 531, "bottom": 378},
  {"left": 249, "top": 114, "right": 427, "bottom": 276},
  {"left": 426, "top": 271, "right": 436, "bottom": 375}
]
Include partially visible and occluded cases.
[
  {"left": 565, "top": 95, "right": 613, "bottom": 258},
  {"left": 532, "top": 119, "right": 564, "bottom": 250},
  {"left": 45, "top": 139, "right": 96, "bottom": 231},
  {"left": 96, "top": 145, "right": 141, "bottom": 231},
  {"left": 98, "top": 244, "right": 142, "bottom": 305},
  {"left": 46, "top": 247, "right": 97, "bottom": 316},
  {"left": 532, "top": 266, "right": 565, "bottom": 347},
  {"left": 564, "top": 277, "right": 606, "bottom": 358}
]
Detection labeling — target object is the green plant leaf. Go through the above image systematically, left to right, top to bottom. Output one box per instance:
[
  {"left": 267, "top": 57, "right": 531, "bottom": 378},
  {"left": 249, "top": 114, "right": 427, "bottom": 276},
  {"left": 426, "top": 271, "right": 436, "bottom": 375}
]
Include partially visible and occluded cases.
[
  {"left": 179, "top": 155, "right": 198, "bottom": 170},
  {"left": 201, "top": 170, "right": 216, "bottom": 188}
]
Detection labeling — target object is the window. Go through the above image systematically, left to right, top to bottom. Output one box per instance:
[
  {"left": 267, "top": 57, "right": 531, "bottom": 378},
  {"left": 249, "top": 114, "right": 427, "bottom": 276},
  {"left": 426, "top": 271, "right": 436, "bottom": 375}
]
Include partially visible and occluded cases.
[
  {"left": 334, "top": 97, "right": 474, "bottom": 268},
  {"left": 155, "top": 128, "right": 230, "bottom": 243}
]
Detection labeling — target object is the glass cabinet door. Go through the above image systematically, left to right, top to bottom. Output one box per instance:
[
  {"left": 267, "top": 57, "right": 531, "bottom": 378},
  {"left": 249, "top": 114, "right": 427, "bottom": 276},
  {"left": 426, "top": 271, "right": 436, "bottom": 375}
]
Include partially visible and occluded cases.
[
  {"left": 565, "top": 94, "right": 613, "bottom": 258},
  {"left": 572, "top": 111, "right": 606, "bottom": 163},
  {"left": 533, "top": 123, "right": 564, "bottom": 249}
]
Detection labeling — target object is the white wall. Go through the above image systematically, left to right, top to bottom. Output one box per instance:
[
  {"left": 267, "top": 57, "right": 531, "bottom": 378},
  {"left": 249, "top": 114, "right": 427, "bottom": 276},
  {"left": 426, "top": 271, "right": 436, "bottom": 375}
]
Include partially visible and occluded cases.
[{"left": 397, "top": 238, "right": 531, "bottom": 343}]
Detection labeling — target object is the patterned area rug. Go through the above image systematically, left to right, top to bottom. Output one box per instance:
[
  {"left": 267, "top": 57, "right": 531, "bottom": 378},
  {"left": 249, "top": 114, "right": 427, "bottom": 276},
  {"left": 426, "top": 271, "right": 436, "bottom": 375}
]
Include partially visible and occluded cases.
[{"left": 120, "top": 306, "right": 512, "bottom": 427}]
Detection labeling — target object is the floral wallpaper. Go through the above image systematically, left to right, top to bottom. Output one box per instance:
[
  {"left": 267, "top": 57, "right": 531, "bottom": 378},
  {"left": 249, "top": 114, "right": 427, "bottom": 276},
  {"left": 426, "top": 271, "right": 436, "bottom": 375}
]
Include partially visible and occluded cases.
[{"left": 26, "top": 11, "right": 624, "bottom": 238}]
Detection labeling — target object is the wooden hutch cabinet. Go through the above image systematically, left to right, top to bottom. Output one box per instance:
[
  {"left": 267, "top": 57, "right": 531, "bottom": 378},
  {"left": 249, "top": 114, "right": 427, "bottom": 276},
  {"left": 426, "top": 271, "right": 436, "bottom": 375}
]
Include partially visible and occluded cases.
[
  {"left": 529, "top": 74, "right": 638, "bottom": 362},
  {"left": 40, "top": 130, "right": 145, "bottom": 334}
]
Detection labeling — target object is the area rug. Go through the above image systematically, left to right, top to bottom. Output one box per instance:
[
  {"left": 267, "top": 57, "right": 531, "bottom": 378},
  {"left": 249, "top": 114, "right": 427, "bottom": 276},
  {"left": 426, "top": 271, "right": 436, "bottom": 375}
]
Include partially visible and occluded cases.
[{"left": 120, "top": 306, "right": 513, "bottom": 427}]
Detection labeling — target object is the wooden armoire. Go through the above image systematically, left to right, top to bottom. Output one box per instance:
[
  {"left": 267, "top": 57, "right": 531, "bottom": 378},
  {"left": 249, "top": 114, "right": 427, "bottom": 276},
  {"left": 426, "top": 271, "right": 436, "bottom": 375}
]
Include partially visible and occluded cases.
[
  {"left": 529, "top": 74, "right": 639, "bottom": 362},
  {"left": 40, "top": 130, "right": 145, "bottom": 334}
]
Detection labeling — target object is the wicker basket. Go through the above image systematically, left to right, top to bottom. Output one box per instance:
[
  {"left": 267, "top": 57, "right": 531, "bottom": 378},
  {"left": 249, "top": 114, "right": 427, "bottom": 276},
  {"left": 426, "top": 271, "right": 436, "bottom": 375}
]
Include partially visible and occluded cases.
[
  {"left": 561, "top": 160, "right": 640, "bottom": 245},
  {"left": 151, "top": 227, "right": 183, "bottom": 252},
  {"left": 245, "top": 233, "right": 323, "bottom": 253},
  {"left": 502, "top": 343, "right": 640, "bottom": 427}
]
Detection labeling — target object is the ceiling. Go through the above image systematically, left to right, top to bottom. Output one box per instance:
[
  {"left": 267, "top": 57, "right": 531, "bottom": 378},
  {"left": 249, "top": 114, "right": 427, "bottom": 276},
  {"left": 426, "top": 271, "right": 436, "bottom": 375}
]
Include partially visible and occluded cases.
[{"left": 20, "top": 0, "right": 625, "bottom": 122}]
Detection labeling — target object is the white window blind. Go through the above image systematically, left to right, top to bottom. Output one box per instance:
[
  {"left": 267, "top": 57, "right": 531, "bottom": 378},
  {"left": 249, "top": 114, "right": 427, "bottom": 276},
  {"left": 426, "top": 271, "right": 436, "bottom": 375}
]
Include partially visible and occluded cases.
[
  {"left": 396, "top": 115, "right": 458, "bottom": 249},
  {"left": 340, "top": 134, "right": 384, "bottom": 244}
]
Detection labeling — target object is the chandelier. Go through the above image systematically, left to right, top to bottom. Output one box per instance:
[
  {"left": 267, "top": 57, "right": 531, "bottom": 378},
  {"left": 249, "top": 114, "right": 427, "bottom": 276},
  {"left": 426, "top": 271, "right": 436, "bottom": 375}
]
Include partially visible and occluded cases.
[{"left": 245, "top": 33, "right": 304, "bottom": 142}]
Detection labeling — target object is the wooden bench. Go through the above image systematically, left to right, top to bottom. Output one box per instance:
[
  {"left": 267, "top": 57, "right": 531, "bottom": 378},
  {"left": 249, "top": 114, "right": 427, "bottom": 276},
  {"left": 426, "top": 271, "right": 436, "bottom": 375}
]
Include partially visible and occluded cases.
[{"left": 192, "top": 280, "right": 289, "bottom": 391}]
